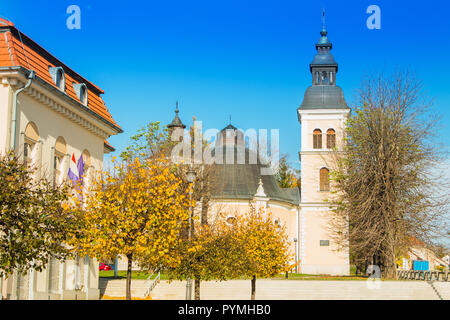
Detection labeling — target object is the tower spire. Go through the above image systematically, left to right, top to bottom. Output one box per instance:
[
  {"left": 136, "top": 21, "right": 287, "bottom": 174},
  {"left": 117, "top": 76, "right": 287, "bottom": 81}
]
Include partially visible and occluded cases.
[
  {"left": 322, "top": 8, "right": 326, "bottom": 31},
  {"left": 167, "top": 101, "right": 186, "bottom": 130}
]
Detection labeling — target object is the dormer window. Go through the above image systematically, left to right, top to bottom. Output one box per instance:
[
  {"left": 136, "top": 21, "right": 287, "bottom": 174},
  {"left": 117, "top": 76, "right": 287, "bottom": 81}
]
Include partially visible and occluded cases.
[
  {"left": 49, "top": 66, "right": 65, "bottom": 91},
  {"left": 73, "top": 83, "right": 88, "bottom": 105},
  {"left": 80, "top": 85, "right": 87, "bottom": 104}
]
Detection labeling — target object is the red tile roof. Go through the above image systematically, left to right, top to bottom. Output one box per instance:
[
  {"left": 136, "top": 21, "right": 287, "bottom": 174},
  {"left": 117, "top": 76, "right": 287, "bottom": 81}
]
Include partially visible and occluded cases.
[
  {"left": 0, "top": 18, "right": 121, "bottom": 134},
  {"left": 104, "top": 139, "right": 116, "bottom": 152}
]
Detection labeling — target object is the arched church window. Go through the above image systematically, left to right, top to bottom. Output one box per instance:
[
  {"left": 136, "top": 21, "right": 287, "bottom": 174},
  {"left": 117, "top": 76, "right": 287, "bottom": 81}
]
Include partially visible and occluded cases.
[
  {"left": 313, "top": 129, "right": 322, "bottom": 149},
  {"left": 326, "top": 129, "right": 336, "bottom": 149},
  {"left": 319, "top": 167, "right": 330, "bottom": 191}
]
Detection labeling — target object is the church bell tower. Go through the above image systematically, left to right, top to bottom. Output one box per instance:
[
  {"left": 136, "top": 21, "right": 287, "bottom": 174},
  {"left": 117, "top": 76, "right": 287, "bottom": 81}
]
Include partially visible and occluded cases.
[{"left": 297, "top": 14, "right": 350, "bottom": 275}]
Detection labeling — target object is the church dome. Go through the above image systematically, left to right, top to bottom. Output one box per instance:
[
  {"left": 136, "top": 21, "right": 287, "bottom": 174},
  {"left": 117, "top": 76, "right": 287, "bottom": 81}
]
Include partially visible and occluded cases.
[
  {"left": 299, "top": 85, "right": 348, "bottom": 110},
  {"left": 210, "top": 125, "right": 300, "bottom": 205},
  {"left": 211, "top": 147, "right": 300, "bottom": 205}
]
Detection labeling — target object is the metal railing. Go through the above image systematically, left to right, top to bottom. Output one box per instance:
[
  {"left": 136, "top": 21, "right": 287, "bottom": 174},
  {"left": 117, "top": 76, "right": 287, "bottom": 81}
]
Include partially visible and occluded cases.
[
  {"left": 397, "top": 270, "right": 449, "bottom": 281},
  {"left": 144, "top": 271, "right": 161, "bottom": 297}
]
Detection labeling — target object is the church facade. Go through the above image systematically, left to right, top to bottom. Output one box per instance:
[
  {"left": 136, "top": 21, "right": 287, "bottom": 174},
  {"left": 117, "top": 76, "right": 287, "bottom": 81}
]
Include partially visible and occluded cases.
[{"left": 170, "top": 25, "right": 350, "bottom": 275}]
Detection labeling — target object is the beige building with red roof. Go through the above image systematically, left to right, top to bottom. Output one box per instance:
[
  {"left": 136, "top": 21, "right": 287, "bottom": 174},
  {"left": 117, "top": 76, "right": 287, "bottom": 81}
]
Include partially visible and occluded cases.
[{"left": 0, "top": 18, "right": 121, "bottom": 299}]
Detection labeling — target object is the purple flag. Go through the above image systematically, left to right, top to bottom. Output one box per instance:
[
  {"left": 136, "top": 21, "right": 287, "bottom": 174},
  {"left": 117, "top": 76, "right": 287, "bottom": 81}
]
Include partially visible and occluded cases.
[{"left": 77, "top": 154, "right": 84, "bottom": 184}]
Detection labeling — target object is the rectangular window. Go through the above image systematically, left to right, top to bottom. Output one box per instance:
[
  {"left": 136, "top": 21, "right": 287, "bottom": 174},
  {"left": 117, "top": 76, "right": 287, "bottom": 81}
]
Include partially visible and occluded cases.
[
  {"left": 24, "top": 142, "right": 33, "bottom": 166},
  {"left": 53, "top": 155, "right": 62, "bottom": 186},
  {"left": 320, "top": 240, "right": 330, "bottom": 246}
]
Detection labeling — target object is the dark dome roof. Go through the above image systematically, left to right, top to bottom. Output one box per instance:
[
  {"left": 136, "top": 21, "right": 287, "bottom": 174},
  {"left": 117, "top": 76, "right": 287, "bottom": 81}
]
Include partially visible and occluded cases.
[
  {"left": 311, "top": 52, "right": 337, "bottom": 65},
  {"left": 299, "top": 85, "right": 349, "bottom": 110},
  {"left": 167, "top": 104, "right": 186, "bottom": 129},
  {"left": 221, "top": 124, "right": 237, "bottom": 131},
  {"left": 210, "top": 146, "right": 300, "bottom": 205}
]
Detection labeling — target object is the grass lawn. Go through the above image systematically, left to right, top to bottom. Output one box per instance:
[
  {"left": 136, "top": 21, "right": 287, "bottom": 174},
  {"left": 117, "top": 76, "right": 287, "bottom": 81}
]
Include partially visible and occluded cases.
[
  {"left": 99, "top": 270, "right": 368, "bottom": 281},
  {"left": 99, "top": 270, "right": 171, "bottom": 280}
]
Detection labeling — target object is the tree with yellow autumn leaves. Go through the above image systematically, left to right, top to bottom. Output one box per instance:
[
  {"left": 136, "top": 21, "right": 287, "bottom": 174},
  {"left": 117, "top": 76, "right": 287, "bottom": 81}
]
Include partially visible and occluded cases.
[
  {"left": 68, "top": 155, "right": 191, "bottom": 300},
  {"left": 168, "top": 206, "right": 292, "bottom": 300},
  {"left": 232, "top": 207, "right": 292, "bottom": 300},
  {"left": 166, "top": 216, "right": 242, "bottom": 296}
]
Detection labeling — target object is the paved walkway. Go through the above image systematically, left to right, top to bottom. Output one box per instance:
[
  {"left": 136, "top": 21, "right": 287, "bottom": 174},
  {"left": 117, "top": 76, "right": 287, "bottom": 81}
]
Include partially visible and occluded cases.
[{"left": 99, "top": 278, "right": 450, "bottom": 300}]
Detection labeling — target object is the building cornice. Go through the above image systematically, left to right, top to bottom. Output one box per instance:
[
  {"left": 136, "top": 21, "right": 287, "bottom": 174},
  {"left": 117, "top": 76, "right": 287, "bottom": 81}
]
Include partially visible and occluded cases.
[
  {"left": 0, "top": 67, "right": 122, "bottom": 139},
  {"left": 298, "top": 108, "right": 350, "bottom": 115},
  {"left": 299, "top": 150, "right": 344, "bottom": 155},
  {"left": 211, "top": 197, "right": 299, "bottom": 209},
  {"left": 300, "top": 202, "right": 337, "bottom": 208}
]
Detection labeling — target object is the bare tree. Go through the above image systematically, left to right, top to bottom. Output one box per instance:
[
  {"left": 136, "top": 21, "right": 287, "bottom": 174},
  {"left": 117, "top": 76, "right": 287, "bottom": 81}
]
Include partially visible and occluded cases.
[{"left": 329, "top": 70, "right": 449, "bottom": 278}]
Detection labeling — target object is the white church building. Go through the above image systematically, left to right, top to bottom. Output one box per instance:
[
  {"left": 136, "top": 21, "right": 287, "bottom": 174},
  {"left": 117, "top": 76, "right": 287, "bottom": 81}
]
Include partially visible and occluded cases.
[{"left": 167, "top": 24, "right": 351, "bottom": 275}]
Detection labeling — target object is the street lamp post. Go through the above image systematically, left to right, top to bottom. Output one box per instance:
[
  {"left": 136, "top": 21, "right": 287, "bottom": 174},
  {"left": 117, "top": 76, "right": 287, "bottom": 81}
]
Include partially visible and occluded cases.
[
  {"left": 185, "top": 168, "right": 196, "bottom": 300},
  {"left": 293, "top": 237, "right": 298, "bottom": 273}
]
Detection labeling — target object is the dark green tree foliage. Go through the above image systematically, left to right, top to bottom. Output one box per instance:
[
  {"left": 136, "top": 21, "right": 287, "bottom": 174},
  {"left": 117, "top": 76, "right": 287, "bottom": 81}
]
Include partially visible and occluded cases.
[
  {"left": 0, "top": 152, "right": 75, "bottom": 276},
  {"left": 275, "top": 156, "right": 299, "bottom": 188}
]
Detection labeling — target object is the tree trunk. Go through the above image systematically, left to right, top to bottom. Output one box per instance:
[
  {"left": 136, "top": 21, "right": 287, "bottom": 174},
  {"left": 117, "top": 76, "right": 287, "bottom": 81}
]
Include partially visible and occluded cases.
[
  {"left": 201, "top": 197, "right": 209, "bottom": 225},
  {"left": 126, "top": 254, "right": 133, "bottom": 300},
  {"left": 114, "top": 255, "right": 118, "bottom": 279},
  {"left": 251, "top": 275, "right": 256, "bottom": 300},
  {"left": 194, "top": 278, "right": 200, "bottom": 300}
]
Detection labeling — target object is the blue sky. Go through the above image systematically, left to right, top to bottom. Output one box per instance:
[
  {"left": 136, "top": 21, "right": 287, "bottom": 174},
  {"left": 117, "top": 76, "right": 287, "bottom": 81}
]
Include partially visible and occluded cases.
[
  {"left": 2, "top": 0, "right": 449, "bottom": 167},
  {"left": 1, "top": 1, "right": 449, "bottom": 244}
]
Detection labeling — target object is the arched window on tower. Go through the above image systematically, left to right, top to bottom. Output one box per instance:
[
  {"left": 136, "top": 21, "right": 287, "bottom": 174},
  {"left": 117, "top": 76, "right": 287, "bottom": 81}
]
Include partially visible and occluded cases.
[
  {"left": 313, "top": 129, "right": 322, "bottom": 149},
  {"left": 326, "top": 129, "right": 336, "bottom": 149},
  {"left": 319, "top": 167, "right": 330, "bottom": 191}
]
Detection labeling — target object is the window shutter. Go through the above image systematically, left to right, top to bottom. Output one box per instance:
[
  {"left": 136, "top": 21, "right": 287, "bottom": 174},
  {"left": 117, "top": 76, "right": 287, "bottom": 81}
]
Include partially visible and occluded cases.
[
  {"left": 313, "top": 129, "right": 322, "bottom": 149},
  {"left": 326, "top": 129, "right": 336, "bottom": 149},
  {"left": 48, "top": 257, "right": 60, "bottom": 293},
  {"left": 16, "top": 271, "right": 29, "bottom": 300}
]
